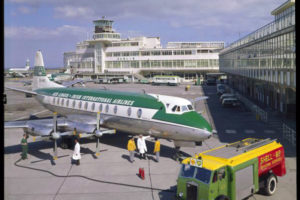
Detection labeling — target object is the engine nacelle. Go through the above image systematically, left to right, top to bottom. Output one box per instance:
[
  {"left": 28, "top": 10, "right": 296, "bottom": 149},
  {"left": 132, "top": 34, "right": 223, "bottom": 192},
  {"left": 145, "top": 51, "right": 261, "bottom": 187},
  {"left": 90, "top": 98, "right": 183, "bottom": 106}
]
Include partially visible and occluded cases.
[
  {"left": 68, "top": 121, "right": 96, "bottom": 134},
  {"left": 26, "top": 123, "right": 53, "bottom": 136}
]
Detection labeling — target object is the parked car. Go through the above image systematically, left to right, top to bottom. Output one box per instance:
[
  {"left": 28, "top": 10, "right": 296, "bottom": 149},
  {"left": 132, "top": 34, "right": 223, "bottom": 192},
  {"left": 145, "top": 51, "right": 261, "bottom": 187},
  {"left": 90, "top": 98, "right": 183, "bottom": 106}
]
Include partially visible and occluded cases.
[
  {"left": 217, "top": 84, "right": 226, "bottom": 95},
  {"left": 219, "top": 93, "right": 236, "bottom": 102},
  {"left": 222, "top": 97, "right": 240, "bottom": 107}
]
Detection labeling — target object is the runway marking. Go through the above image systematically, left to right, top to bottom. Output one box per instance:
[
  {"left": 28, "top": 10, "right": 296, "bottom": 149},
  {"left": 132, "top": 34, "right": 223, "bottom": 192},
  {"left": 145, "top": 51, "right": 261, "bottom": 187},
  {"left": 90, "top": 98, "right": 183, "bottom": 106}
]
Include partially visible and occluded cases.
[
  {"left": 15, "top": 109, "right": 49, "bottom": 121},
  {"left": 245, "top": 129, "right": 255, "bottom": 134},
  {"left": 225, "top": 130, "right": 237, "bottom": 134},
  {"left": 264, "top": 130, "right": 275, "bottom": 134}
]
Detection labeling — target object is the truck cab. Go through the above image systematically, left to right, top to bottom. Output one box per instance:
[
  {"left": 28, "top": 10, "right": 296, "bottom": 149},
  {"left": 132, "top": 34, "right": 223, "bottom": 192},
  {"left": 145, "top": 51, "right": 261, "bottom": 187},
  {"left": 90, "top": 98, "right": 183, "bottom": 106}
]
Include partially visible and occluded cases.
[{"left": 177, "top": 159, "right": 230, "bottom": 200}]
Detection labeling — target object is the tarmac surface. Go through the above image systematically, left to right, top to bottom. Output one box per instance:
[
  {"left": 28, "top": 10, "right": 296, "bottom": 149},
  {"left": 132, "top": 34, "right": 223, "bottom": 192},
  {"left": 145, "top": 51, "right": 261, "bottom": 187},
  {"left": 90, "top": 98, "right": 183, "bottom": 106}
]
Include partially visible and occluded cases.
[{"left": 4, "top": 79, "right": 296, "bottom": 200}]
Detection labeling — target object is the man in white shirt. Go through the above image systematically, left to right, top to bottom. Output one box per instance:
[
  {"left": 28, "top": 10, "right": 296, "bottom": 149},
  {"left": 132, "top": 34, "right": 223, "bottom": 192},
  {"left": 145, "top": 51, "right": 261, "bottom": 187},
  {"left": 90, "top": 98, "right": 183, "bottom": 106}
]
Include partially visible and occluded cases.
[
  {"left": 137, "top": 134, "right": 150, "bottom": 159},
  {"left": 72, "top": 138, "right": 81, "bottom": 165}
]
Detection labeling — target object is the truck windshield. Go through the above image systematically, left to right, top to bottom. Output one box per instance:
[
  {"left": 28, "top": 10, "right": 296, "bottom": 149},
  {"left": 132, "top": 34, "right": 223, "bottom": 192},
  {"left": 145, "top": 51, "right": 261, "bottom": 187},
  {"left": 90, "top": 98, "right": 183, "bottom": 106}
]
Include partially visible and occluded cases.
[
  {"left": 180, "top": 164, "right": 196, "bottom": 178},
  {"left": 195, "top": 167, "right": 212, "bottom": 184}
]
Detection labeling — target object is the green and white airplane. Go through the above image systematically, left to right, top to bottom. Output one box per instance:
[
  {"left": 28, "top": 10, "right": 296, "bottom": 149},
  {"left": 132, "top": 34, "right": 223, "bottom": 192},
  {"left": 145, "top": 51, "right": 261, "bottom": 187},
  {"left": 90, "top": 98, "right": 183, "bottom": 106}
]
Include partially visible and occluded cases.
[{"left": 5, "top": 50, "right": 213, "bottom": 159}]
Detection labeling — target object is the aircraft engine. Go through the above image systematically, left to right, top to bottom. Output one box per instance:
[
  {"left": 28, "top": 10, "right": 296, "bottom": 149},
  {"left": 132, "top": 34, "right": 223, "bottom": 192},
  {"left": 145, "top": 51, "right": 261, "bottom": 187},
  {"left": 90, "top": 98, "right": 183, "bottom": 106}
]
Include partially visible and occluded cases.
[
  {"left": 68, "top": 121, "right": 96, "bottom": 134},
  {"left": 26, "top": 123, "right": 53, "bottom": 136}
]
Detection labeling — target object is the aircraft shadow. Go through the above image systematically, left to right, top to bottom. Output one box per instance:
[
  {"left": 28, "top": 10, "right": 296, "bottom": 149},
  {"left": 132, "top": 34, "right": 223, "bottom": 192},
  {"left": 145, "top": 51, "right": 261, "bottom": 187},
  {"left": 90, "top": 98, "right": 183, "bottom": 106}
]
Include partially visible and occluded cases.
[
  {"left": 201, "top": 85, "right": 296, "bottom": 157},
  {"left": 4, "top": 132, "right": 191, "bottom": 162}
]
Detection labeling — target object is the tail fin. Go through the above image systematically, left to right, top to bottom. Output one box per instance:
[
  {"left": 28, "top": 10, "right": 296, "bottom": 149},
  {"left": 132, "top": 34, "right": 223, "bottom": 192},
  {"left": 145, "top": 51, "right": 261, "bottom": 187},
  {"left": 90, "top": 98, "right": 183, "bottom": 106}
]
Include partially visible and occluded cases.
[{"left": 32, "top": 50, "right": 65, "bottom": 90}]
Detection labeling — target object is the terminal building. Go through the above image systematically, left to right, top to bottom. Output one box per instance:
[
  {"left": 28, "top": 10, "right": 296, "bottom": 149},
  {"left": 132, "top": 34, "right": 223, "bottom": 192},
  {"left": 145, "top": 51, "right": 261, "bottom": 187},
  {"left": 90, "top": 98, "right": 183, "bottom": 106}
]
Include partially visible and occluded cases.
[
  {"left": 219, "top": 0, "right": 295, "bottom": 117},
  {"left": 64, "top": 17, "right": 224, "bottom": 80}
]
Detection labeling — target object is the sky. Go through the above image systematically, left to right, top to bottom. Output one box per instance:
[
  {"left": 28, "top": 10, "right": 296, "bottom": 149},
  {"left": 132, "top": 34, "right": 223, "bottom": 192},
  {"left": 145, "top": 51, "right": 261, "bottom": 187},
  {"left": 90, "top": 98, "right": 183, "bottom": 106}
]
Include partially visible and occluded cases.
[{"left": 4, "top": 0, "right": 284, "bottom": 69}]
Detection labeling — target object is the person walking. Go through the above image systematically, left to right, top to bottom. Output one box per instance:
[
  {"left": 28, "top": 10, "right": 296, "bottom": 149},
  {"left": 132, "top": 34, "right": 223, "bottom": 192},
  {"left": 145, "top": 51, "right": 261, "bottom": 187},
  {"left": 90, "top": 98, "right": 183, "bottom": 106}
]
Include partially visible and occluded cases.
[
  {"left": 21, "top": 134, "right": 28, "bottom": 160},
  {"left": 137, "top": 135, "right": 150, "bottom": 159},
  {"left": 127, "top": 136, "right": 136, "bottom": 163},
  {"left": 72, "top": 138, "right": 81, "bottom": 165},
  {"left": 153, "top": 138, "right": 161, "bottom": 162}
]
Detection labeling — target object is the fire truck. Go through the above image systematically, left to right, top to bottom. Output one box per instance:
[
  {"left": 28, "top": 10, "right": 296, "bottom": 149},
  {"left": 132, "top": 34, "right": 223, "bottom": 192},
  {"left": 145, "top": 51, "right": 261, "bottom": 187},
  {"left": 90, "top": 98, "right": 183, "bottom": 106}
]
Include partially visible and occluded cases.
[{"left": 176, "top": 138, "right": 286, "bottom": 200}]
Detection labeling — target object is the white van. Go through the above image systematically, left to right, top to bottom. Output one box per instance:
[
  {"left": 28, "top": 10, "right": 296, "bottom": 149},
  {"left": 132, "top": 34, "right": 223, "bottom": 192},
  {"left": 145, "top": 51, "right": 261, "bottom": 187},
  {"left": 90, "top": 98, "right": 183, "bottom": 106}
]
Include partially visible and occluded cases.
[
  {"left": 219, "top": 93, "right": 236, "bottom": 102},
  {"left": 222, "top": 97, "right": 240, "bottom": 107}
]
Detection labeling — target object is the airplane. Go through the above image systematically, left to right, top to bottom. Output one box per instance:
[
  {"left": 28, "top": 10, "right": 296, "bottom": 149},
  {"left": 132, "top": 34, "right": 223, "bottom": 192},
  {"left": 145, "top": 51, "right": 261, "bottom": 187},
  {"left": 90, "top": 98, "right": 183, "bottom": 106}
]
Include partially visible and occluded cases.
[
  {"left": 5, "top": 50, "right": 213, "bottom": 160},
  {"left": 7, "top": 59, "right": 31, "bottom": 78},
  {"left": 46, "top": 68, "right": 74, "bottom": 83}
]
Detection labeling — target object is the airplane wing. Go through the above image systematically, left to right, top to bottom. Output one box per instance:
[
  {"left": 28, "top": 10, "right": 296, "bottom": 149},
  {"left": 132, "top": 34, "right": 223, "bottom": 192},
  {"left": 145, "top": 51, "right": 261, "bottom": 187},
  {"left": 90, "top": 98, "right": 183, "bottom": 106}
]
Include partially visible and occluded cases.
[
  {"left": 62, "top": 79, "right": 96, "bottom": 87},
  {"left": 5, "top": 86, "right": 37, "bottom": 96},
  {"left": 5, "top": 117, "right": 69, "bottom": 129}
]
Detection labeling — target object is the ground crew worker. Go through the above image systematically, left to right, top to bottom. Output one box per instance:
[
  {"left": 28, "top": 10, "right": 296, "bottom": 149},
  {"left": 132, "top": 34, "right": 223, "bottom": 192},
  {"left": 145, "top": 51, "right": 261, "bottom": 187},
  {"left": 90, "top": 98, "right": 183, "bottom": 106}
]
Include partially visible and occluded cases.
[
  {"left": 21, "top": 133, "right": 28, "bottom": 160},
  {"left": 137, "top": 135, "right": 150, "bottom": 159},
  {"left": 127, "top": 136, "right": 136, "bottom": 163},
  {"left": 72, "top": 138, "right": 81, "bottom": 165},
  {"left": 153, "top": 138, "right": 161, "bottom": 162}
]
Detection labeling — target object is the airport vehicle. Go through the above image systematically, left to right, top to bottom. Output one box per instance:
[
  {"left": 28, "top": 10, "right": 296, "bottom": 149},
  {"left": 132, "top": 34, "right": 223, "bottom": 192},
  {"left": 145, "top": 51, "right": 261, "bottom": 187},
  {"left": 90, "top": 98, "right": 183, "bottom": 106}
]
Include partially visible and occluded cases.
[
  {"left": 5, "top": 50, "right": 213, "bottom": 159},
  {"left": 7, "top": 59, "right": 31, "bottom": 78},
  {"left": 152, "top": 75, "right": 181, "bottom": 86},
  {"left": 205, "top": 79, "right": 216, "bottom": 86},
  {"left": 216, "top": 84, "right": 226, "bottom": 95},
  {"left": 219, "top": 93, "right": 236, "bottom": 102},
  {"left": 222, "top": 97, "right": 240, "bottom": 107},
  {"left": 176, "top": 138, "right": 286, "bottom": 200}
]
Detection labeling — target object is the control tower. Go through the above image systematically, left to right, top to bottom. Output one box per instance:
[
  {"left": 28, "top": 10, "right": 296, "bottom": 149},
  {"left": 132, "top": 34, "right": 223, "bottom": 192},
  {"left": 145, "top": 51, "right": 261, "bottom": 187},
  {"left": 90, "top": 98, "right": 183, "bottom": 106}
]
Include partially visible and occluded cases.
[
  {"left": 89, "top": 17, "right": 121, "bottom": 73},
  {"left": 92, "top": 17, "right": 121, "bottom": 42}
]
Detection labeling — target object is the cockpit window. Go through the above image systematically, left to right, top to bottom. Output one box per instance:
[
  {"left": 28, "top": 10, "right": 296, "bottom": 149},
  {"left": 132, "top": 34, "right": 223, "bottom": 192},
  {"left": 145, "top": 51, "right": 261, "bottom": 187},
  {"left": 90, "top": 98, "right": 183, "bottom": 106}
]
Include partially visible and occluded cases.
[
  {"left": 187, "top": 104, "right": 194, "bottom": 110},
  {"left": 172, "top": 105, "right": 177, "bottom": 112},
  {"left": 176, "top": 106, "right": 180, "bottom": 112},
  {"left": 182, "top": 106, "right": 188, "bottom": 112}
]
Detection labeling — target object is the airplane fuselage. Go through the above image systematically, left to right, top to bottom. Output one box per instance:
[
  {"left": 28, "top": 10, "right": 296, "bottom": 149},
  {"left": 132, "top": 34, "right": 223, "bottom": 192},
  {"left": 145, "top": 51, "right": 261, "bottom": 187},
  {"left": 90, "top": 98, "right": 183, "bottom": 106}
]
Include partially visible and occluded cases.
[{"left": 35, "top": 87, "right": 212, "bottom": 143}]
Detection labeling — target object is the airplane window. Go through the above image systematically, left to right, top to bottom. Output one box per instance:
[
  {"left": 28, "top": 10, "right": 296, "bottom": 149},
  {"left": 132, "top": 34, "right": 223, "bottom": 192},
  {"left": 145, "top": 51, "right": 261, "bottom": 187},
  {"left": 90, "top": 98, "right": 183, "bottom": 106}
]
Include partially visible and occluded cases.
[
  {"left": 52, "top": 97, "right": 55, "bottom": 104},
  {"left": 56, "top": 98, "right": 60, "bottom": 105},
  {"left": 61, "top": 99, "right": 64, "bottom": 106},
  {"left": 66, "top": 99, "right": 69, "bottom": 107},
  {"left": 72, "top": 100, "right": 76, "bottom": 108},
  {"left": 79, "top": 101, "right": 82, "bottom": 109},
  {"left": 84, "top": 102, "right": 88, "bottom": 110},
  {"left": 91, "top": 103, "right": 95, "bottom": 110},
  {"left": 99, "top": 104, "right": 103, "bottom": 112},
  {"left": 105, "top": 104, "right": 109, "bottom": 113},
  {"left": 187, "top": 104, "right": 193, "bottom": 110},
  {"left": 114, "top": 105, "right": 118, "bottom": 114},
  {"left": 172, "top": 105, "right": 177, "bottom": 112},
  {"left": 176, "top": 106, "right": 181, "bottom": 112},
  {"left": 182, "top": 106, "right": 188, "bottom": 112},
  {"left": 127, "top": 107, "right": 132, "bottom": 116},
  {"left": 137, "top": 108, "right": 142, "bottom": 118}
]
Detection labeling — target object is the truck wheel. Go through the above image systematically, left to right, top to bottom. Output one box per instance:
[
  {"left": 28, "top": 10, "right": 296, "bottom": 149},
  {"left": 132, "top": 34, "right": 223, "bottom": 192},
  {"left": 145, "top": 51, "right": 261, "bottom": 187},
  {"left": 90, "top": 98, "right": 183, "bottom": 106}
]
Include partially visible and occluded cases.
[
  {"left": 263, "top": 173, "right": 277, "bottom": 196},
  {"left": 215, "top": 195, "right": 229, "bottom": 200}
]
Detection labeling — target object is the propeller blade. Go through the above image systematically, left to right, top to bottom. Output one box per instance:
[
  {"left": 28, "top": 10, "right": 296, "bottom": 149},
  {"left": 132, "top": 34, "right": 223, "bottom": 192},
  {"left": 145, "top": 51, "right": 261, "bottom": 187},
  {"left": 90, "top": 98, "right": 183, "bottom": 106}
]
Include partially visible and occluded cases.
[
  {"left": 96, "top": 112, "right": 101, "bottom": 156},
  {"left": 53, "top": 139, "right": 58, "bottom": 160}
]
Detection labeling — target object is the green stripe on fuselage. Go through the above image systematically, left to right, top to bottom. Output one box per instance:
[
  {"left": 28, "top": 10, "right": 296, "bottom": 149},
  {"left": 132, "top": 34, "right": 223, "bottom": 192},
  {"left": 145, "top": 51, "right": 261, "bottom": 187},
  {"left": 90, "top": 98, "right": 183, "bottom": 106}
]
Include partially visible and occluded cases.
[
  {"left": 35, "top": 87, "right": 164, "bottom": 109},
  {"left": 153, "top": 107, "right": 213, "bottom": 131}
]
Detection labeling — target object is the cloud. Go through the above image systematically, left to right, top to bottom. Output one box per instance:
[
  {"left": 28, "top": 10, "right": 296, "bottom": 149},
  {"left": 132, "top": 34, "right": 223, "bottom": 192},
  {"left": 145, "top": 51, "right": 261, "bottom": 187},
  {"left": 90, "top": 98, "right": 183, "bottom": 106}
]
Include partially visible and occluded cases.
[
  {"left": 54, "top": 6, "right": 94, "bottom": 19},
  {"left": 5, "top": 25, "right": 87, "bottom": 40}
]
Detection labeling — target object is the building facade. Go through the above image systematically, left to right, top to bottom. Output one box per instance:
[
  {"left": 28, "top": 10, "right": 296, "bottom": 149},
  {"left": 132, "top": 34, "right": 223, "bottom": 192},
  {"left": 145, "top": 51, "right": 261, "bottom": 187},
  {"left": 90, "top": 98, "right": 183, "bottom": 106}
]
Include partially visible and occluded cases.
[
  {"left": 219, "top": 0, "right": 295, "bottom": 117},
  {"left": 64, "top": 17, "right": 224, "bottom": 79}
]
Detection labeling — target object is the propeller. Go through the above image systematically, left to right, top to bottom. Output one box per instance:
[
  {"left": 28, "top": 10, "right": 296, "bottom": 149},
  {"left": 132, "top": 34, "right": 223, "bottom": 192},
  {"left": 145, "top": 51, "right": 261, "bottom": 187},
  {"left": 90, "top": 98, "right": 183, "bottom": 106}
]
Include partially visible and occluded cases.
[
  {"left": 52, "top": 112, "right": 59, "bottom": 160},
  {"left": 95, "top": 112, "right": 101, "bottom": 156}
]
